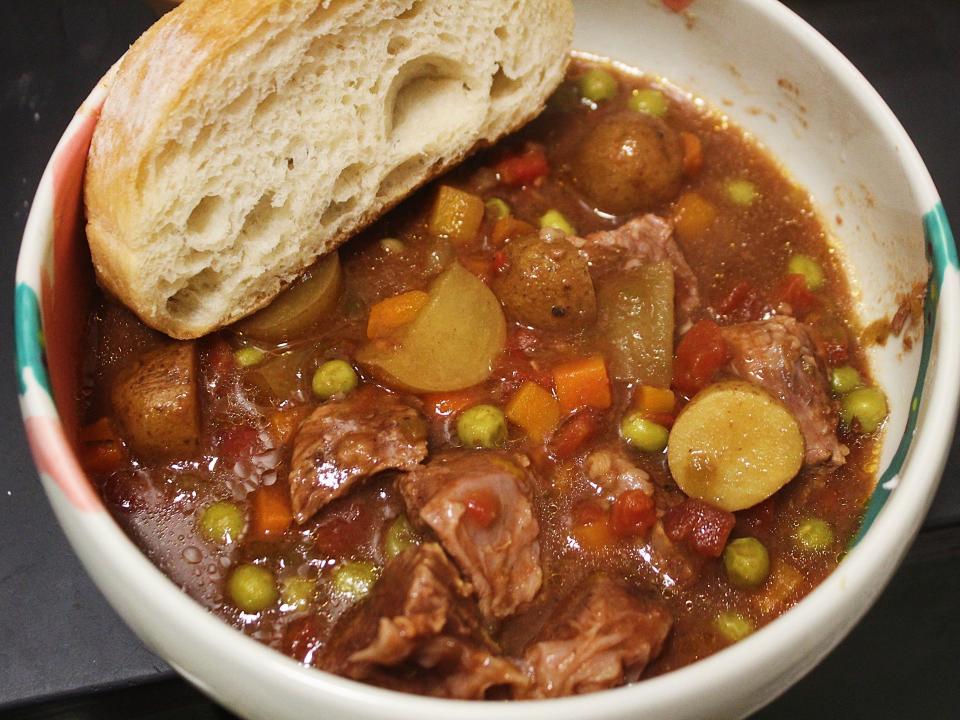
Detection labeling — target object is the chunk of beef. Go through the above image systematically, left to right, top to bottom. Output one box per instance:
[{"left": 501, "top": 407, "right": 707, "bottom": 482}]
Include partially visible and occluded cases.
[
  {"left": 571, "top": 214, "right": 700, "bottom": 323},
  {"left": 720, "top": 316, "right": 847, "bottom": 465},
  {"left": 289, "top": 387, "right": 427, "bottom": 523},
  {"left": 400, "top": 451, "right": 542, "bottom": 620},
  {"left": 322, "top": 543, "right": 528, "bottom": 699},
  {"left": 520, "top": 576, "right": 672, "bottom": 698}
]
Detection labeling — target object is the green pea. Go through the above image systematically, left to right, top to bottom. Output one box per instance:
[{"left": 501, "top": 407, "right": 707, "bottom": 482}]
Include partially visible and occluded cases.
[
  {"left": 579, "top": 68, "right": 618, "bottom": 103},
  {"left": 628, "top": 88, "right": 668, "bottom": 117},
  {"left": 726, "top": 179, "right": 758, "bottom": 206},
  {"left": 485, "top": 197, "right": 511, "bottom": 220},
  {"left": 539, "top": 209, "right": 576, "bottom": 235},
  {"left": 380, "top": 238, "right": 406, "bottom": 254},
  {"left": 787, "top": 254, "right": 825, "bottom": 291},
  {"left": 234, "top": 346, "right": 265, "bottom": 368},
  {"left": 312, "top": 359, "right": 358, "bottom": 400},
  {"left": 830, "top": 365, "right": 862, "bottom": 395},
  {"left": 840, "top": 386, "right": 888, "bottom": 433},
  {"left": 457, "top": 404, "right": 508, "bottom": 449},
  {"left": 620, "top": 412, "right": 669, "bottom": 453},
  {"left": 198, "top": 501, "right": 246, "bottom": 545},
  {"left": 384, "top": 515, "right": 419, "bottom": 559},
  {"left": 793, "top": 517, "right": 835, "bottom": 553},
  {"left": 723, "top": 537, "right": 770, "bottom": 589},
  {"left": 332, "top": 560, "right": 379, "bottom": 600},
  {"left": 228, "top": 564, "right": 278, "bottom": 613},
  {"left": 280, "top": 577, "right": 316, "bottom": 610},
  {"left": 714, "top": 611, "right": 754, "bottom": 642}
]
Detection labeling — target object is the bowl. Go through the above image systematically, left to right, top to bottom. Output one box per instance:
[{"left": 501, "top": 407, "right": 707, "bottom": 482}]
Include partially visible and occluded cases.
[{"left": 14, "top": 1, "right": 959, "bottom": 718}]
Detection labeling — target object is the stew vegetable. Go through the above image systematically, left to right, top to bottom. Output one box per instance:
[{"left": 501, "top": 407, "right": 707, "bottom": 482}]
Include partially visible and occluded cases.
[{"left": 79, "top": 58, "right": 887, "bottom": 699}]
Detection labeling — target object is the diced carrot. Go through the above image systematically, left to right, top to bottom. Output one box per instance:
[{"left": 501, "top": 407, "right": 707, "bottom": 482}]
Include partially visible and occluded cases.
[
  {"left": 679, "top": 131, "right": 703, "bottom": 176},
  {"left": 495, "top": 146, "right": 549, "bottom": 187},
  {"left": 428, "top": 185, "right": 485, "bottom": 244},
  {"left": 673, "top": 191, "right": 716, "bottom": 242},
  {"left": 491, "top": 216, "right": 536, "bottom": 246},
  {"left": 774, "top": 273, "right": 817, "bottom": 317},
  {"left": 366, "top": 290, "right": 430, "bottom": 339},
  {"left": 673, "top": 319, "right": 730, "bottom": 397},
  {"left": 552, "top": 355, "right": 612, "bottom": 412},
  {"left": 505, "top": 381, "right": 561, "bottom": 442},
  {"left": 633, "top": 386, "right": 675, "bottom": 415},
  {"left": 421, "top": 387, "right": 485, "bottom": 418},
  {"left": 268, "top": 405, "right": 311, "bottom": 446},
  {"left": 549, "top": 410, "right": 602, "bottom": 460},
  {"left": 79, "top": 417, "right": 125, "bottom": 474},
  {"left": 220, "top": 424, "right": 261, "bottom": 460},
  {"left": 250, "top": 483, "right": 293, "bottom": 540},
  {"left": 464, "top": 488, "right": 500, "bottom": 528},
  {"left": 610, "top": 490, "right": 657, "bottom": 537},
  {"left": 572, "top": 502, "right": 615, "bottom": 550},
  {"left": 755, "top": 561, "right": 803, "bottom": 616}
]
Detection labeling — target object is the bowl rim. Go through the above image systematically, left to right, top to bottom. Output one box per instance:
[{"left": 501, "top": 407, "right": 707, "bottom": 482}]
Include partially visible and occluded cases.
[{"left": 13, "top": 0, "right": 960, "bottom": 717}]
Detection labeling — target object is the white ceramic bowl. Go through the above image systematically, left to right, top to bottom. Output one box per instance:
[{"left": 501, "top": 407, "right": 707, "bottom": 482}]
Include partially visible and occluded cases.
[{"left": 15, "top": 1, "right": 960, "bottom": 718}]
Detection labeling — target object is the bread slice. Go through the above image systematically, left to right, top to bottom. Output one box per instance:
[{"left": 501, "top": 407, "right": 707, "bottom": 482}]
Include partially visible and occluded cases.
[{"left": 84, "top": 0, "right": 574, "bottom": 339}]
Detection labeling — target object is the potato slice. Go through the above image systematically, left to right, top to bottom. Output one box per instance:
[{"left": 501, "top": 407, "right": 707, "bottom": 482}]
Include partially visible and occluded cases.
[
  {"left": 234, "top": 252, "right": 341, "bottom": 342},
  {"left": 357, "top": 263, "right": 506, "bottom": 392},
  {"left": 111, "top": 342, "right": 200, "bottom": 459},
  {"left": 667, "top": 381, "right": 804, "bottom": 511}
]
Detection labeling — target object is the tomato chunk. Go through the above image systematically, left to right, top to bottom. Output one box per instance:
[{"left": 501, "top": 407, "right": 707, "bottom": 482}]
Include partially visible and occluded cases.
[
  {"left": 496, "top": 146, "right": 550, "bottom": 187},
  {"left": 775, "top": 274, "right": 818, "bottom": 317},
  {"left": 718, "top": 280, "right": 766, "bottom": 323},
  {"left": 673, "top": 319, "right": 730, "bottom": 397},
  {"left": 549, "top": 410, "right": 602, "bottom": 460},
  {"left": 464, "top": 489, "right": 500, "bottom": 528},
  {"left": 610, "top": 490, "right": 657, "bottom": 537},
  {"left": 662, "top": 498, "right": 736, "bottom": 557}
]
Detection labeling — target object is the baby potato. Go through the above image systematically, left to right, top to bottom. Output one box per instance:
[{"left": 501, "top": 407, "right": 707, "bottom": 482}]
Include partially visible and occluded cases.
[
  {"left": 111, "top": 342, "right": 200, "bottom": 459},
  {"left": 667, "top": 381, "right": 804, "bottom": 511}
]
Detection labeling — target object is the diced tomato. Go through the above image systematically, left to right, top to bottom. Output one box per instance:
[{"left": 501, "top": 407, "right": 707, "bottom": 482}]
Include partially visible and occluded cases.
[
  {"left": 663, "top": 0, "right": 694, "bottom": 11},
  {"left": 679, "top": 131, "right": 703, "bottom": 176},
  {"left": 495, "top": 146, "right": 550, "bottom": 187},
  {"left": 491, "top": 216, "right": 536, "bottom": 246},
  {"left": 492, "top": 249, "right": 509, "bottom": 273},
  {"left": 459, "top": 253, "right": 493, "bottom": 283},
  {"left": 775, "top": 274, "right": 818, "bottom": 317},
  {"left": 718, "top": 280, "right": 766, "bottom": 322},
  {"left": 810, "top": 318, "right": 850, "bottom": 366},
  {"left": 673, "top": 319, "right": 730, "bottom": 397},
  {"left": 507, "top": 328, "right": 539, "bottom": 355},
  {"left": 494, "top": 348, "right": 554, "bottom": 391},
  {"left": 549, "top": 410, "right": 602, "bottom": 460},
  {"left": 219, "top": 424, "right": 261, "bottom": 460},
  {"left": 464, "top": 489, "right": 500, "bottom": 528},
  {"left": 610, "top": 490, "right": 657, "bottom": 537},
  {"left": 736, "top": 496, "right": 777, "bottom": 538},
  {"left": 662, "top": 498, "right": 736, "bottom": 558},
  {"left": 314, "top": 512, "right": 369, "bottom": 557},
  {"left": 283, "top": 615, "right": 324, "bottom": 665}
]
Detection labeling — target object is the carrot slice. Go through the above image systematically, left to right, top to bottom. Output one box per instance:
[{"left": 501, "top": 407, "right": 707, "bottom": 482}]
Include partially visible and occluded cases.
[
  {"left": 679, "top": 131, "right": 703, "bottom": 176},
  {"left": 673, "top": 191, "right": 716, "bottom": 242},
  {"left": 366, "top": 290, "right": 430, "bottom": 339},
  {"left": 552, "top": 355, "right": 612, "bottom": 412},
  {"left": 505, "top": 381, "right": 561, "bottom": 442},
  {"left": 79, "top": 417, "right": 125, "bottom": 474},
  {"left": 250, "top": 484, "right": 293, "bottom": 540}
]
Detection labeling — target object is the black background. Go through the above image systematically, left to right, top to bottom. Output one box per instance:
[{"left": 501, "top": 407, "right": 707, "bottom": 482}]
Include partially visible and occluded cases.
[{"left": 1, "top": 1, "right": 958, "bottom": 717}]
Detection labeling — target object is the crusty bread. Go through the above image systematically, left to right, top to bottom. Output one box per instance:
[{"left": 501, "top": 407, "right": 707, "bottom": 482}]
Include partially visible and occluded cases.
[{"left": 84, "top": 0, "right": 574, "bottom": 339}]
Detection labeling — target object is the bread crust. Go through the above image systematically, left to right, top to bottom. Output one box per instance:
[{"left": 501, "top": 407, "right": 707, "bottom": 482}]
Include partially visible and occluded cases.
[{"left": 84, "top": 0, "right": 575, "bottom": 338}]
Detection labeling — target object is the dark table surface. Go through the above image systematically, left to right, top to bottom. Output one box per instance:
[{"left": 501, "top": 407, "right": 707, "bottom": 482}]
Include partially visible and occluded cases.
[{"left": 1, "top": 1, "right": 958, "bottom": 718}]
